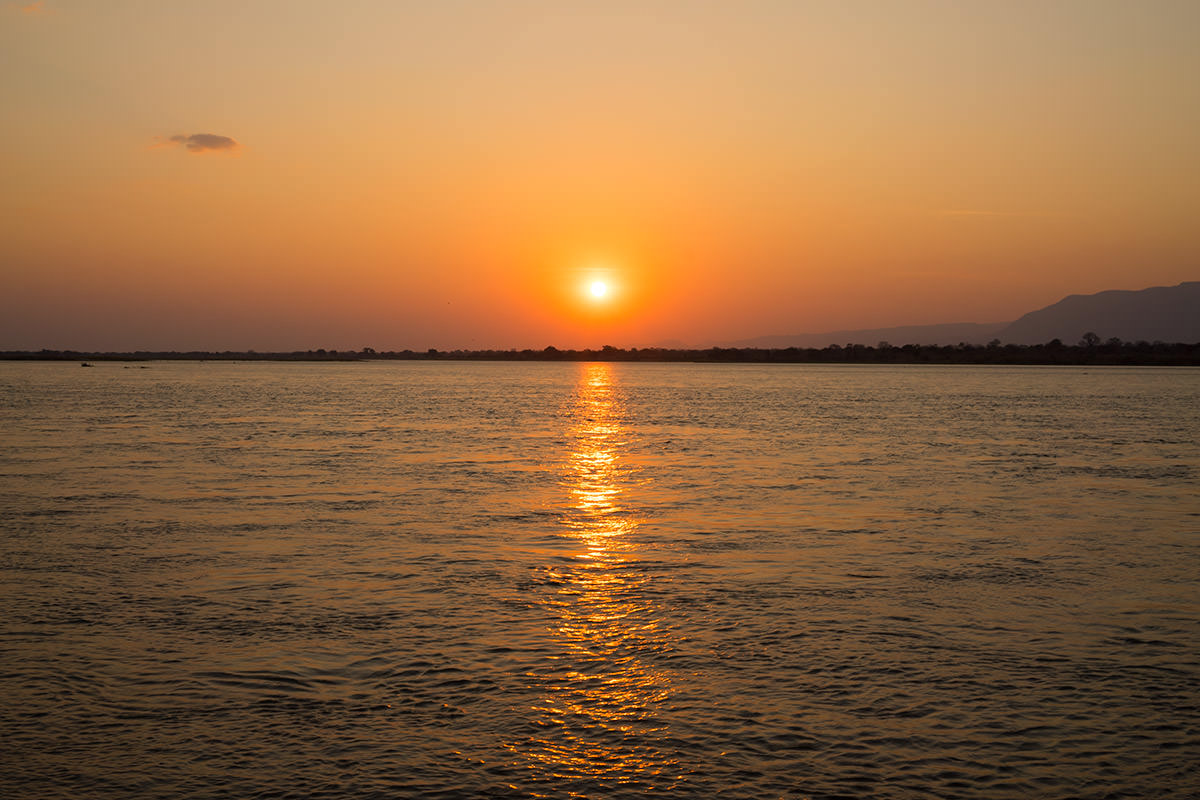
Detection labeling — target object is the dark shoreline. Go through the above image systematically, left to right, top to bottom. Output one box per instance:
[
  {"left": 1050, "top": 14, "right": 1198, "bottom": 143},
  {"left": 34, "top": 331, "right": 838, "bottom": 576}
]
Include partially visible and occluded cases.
[{"left": 5, "top": 340, "right": 1200, "bottom": 366}]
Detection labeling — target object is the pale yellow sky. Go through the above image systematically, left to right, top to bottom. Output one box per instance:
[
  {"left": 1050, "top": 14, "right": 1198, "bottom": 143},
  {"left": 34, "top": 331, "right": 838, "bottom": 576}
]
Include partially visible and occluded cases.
[{"left": 2, "top": 0, "right": 1197, "bottom": 350}]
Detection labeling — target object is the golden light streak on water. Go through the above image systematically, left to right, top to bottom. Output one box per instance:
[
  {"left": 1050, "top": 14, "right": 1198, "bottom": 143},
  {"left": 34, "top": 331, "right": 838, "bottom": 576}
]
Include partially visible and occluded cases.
[{"left": 511, "top": 363, "right": 680, "bottom": 791}]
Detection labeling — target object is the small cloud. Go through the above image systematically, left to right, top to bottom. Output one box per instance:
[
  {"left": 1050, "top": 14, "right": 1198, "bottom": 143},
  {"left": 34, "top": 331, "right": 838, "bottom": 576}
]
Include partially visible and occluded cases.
[{"left": 163, "top": 133, "right": 240, "bottom": 154}]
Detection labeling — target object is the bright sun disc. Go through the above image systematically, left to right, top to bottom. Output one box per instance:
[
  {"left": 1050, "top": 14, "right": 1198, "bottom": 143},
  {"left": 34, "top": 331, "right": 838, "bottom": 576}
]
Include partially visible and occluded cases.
[{"left": 589, "top": 281, "right": 608, "bottom": 298}]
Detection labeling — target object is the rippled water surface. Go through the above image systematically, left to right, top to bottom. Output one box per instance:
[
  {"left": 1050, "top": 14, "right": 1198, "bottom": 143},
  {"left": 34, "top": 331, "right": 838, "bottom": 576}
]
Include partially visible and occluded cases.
[{"left": 2, "top": 362, "right": 1198, "bottom": 799}]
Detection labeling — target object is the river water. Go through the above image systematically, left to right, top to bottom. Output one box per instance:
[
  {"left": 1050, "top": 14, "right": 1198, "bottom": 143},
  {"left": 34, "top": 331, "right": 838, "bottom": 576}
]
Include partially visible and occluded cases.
[{"left": 1, "top": 362, "right": 1197, "bottom": 798}]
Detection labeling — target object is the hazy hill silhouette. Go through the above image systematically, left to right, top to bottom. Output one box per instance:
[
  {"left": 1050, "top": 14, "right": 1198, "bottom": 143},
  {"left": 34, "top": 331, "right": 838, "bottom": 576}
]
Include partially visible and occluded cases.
[
  {"left": 727, "top": 281, "right": 1198, "bottom": 348},
  {"left": 997, "top": 281, "right": 1200, "bottom": 345}
]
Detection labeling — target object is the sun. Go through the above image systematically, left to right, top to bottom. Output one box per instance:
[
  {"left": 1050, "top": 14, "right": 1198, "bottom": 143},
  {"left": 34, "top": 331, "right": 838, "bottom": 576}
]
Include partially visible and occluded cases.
[{"left": 589, "top": 280, "right": 608, "bottom": 299}]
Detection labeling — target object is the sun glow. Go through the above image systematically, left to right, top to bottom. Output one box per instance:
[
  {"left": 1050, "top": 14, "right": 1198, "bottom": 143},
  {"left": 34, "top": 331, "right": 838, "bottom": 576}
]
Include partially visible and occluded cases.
[{"left": 589, "top": 280, "right": 608, "bottom": 299}]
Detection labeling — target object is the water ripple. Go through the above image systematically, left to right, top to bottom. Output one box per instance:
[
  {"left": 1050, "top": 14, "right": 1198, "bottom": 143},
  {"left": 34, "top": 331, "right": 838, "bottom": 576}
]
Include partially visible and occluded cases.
[{"left": 1, "top": 362, "right": 1198, "bottom": 798}]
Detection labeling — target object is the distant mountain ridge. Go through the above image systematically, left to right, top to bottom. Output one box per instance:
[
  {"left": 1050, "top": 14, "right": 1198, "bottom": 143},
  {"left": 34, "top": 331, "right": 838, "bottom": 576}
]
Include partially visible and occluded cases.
[
  {"left": 728, "top": 281, "right": 1199, "bottom": 348},
  {"left": 997, "top": 281, "right": 1200, "bottom": 345}
]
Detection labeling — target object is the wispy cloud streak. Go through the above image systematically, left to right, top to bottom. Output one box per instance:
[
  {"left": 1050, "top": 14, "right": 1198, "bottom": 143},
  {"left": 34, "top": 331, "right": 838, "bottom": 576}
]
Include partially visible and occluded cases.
[
  {"left": 9, "top": 1, "right": 53, "bottom": 15},
  {"left": 935, "top": 209, "right": 1023, "bottom": 217}
]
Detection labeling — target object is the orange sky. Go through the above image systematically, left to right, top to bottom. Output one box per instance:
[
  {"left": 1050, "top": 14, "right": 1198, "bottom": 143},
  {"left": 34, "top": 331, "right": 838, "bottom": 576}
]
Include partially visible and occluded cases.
[{"left": 2, "top": 1, "right": 1198, "bottom": 350}]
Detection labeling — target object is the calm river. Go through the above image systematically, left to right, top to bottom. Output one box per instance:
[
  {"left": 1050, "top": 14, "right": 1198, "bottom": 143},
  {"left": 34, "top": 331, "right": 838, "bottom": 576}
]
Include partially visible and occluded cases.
[{"left": 1, "top": 362, "right": 1197, "bottom": 798}]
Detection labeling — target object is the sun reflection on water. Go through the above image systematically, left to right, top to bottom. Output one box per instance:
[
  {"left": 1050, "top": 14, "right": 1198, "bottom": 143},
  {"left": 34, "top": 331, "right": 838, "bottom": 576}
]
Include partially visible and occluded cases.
[{"left": 511, "top": 363, "right": 680, "bottom": 792}]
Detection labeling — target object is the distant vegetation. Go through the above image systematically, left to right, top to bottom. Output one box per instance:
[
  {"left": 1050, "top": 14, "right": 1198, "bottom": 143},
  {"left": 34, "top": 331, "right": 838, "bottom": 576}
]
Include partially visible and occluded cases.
[{"left": 5, "top": 338, "right": 1200, "bottom": 365}]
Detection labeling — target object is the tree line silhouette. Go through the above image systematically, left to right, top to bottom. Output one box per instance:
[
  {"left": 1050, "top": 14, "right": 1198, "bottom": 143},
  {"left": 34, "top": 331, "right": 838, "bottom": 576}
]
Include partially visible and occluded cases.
[{"left": 6, "top": 336, "right": 1199, "bottom": 365}]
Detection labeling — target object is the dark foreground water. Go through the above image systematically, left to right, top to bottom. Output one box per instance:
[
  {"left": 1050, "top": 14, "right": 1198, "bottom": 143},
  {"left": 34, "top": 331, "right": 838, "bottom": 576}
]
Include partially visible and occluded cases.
[{"left": 1, "top": 362, "right": 1197, "bottom": 799}]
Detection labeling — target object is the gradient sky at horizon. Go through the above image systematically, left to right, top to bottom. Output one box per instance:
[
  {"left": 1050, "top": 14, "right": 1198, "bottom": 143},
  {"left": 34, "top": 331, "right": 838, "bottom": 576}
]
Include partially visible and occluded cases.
[{"left": 2, "top": 0, "right": 1198, "bottom": 350}]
